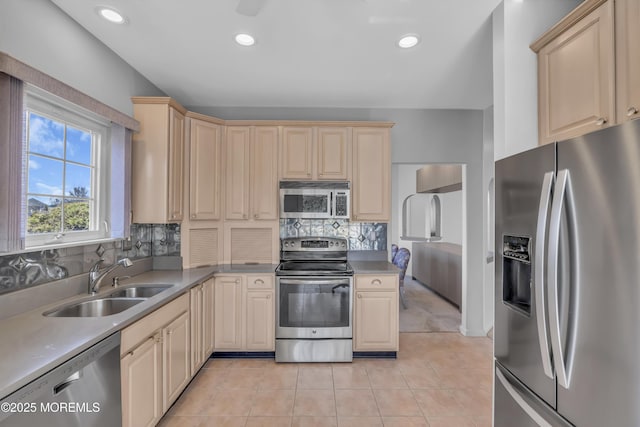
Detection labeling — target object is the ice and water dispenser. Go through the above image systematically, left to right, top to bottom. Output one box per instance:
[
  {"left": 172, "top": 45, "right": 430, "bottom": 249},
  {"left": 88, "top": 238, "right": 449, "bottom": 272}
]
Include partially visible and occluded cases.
[{"left": 502, "top": 235, "right": 532, "bottom": 315}]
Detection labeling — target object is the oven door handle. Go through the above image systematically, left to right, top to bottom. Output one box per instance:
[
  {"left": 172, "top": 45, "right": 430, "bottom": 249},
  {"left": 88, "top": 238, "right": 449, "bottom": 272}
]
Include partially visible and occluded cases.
[
  {"left": 278, "top": 278, "right": 351, "bottom": 286},
  {"left": 331, "top": 284, "right": 349, "bottom": 293}
]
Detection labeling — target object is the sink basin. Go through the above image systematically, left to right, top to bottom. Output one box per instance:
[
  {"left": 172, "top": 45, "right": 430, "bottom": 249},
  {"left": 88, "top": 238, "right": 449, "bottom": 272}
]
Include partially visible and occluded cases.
[
  {"left": 108, "top": 284, "right": 173, "bottom": 299},
  {"left": 44, "top": 297, "right": 146, "bottom": 317}
]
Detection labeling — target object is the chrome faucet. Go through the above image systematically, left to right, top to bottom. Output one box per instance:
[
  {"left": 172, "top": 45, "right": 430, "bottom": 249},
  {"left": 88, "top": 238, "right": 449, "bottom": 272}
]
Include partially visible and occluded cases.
[{"left": 89, "top": 258, "right": 133, "bottom": 295}]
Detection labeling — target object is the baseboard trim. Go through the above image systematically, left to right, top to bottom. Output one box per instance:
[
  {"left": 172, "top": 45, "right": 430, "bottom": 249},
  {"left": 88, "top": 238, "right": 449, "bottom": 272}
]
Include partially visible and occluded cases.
[
  {"left": 212, "top": 351, "right": 275, "bottom": 359},
  {"left": 353, "top": 351, "right": 397, "bottom": 359}
]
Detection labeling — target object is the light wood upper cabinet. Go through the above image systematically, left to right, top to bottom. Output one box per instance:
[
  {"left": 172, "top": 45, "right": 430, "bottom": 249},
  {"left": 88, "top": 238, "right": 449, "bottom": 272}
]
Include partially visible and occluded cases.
[
  {"left": 536, "top": 0, "right": 614, "bottom": 145},
  {"left": 615, "top": 0, "right": 640, "bottom": 122},
  {"left": 131, "top": 98, "right": 187, "bottom": 223},
  {"left": 189, "top": 118, "right": 221, "bottom": 220},
  {"left": 225, "top": 126, "right": 279, "bottom": 221},
  {"left": 281, "top": 126, "right": 350, "bottom": 181},
  {"left": 225, "top": 127, "right": 251, "bottom": 220},
  {"left": 251, "top": 127, "right": 279, "bottom": 220},
  {"left": 281, "top": 127, "right": 314, "bottom": 179},
  {"left": 317, "top": 127, "right": 349, "bottom": 180},
  {"left": 352, "top": 127, "right": 391, "bottom": 222}
]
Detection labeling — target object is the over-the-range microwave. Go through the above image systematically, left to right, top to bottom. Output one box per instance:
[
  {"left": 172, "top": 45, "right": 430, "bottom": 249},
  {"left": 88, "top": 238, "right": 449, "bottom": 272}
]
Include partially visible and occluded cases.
[{"left": 279, "top": 181, "right": 350, "bottom": 219}]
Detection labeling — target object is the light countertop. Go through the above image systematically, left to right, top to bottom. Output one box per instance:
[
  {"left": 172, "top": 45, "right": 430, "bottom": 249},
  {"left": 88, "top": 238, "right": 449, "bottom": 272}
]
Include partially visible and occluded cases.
[{"left": 0, "top": 263, "right": 277, "bottom": 399}]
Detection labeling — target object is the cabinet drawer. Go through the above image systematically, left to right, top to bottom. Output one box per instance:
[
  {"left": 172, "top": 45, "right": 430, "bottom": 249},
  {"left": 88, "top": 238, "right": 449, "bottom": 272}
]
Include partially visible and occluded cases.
[
  {"left": 246, "top": 274, "right": 274, "bottom": 290},
  {"left": 354, "top": 274, "right": 398, "bottom": 291},
  {"left": 121, "top": 293, "right": 189, "bottom": 355}
]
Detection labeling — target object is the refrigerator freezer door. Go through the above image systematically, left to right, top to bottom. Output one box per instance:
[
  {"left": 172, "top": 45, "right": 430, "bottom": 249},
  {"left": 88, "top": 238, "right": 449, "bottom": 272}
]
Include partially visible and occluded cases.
[
  {"left": 556, "top": 119, "right": 640, "bottom": 426},
  {"left": 495, "top": 143, "right": 556, "bottom": 407},
  {"left": 495, "top": 362, "right": 573, "bottom": 427}
]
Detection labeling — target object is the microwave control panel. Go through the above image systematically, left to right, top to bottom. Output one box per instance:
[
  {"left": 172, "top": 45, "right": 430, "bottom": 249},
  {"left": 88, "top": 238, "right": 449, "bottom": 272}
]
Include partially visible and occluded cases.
[{"left": 334, "top": 192, "right": 348, "bottom": 217}]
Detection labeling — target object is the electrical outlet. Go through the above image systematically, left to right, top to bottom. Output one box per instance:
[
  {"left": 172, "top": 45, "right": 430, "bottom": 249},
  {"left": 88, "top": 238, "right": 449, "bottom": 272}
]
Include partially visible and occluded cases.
[{"left": 121, "top": 237, "right": 133, "bottom": 251}]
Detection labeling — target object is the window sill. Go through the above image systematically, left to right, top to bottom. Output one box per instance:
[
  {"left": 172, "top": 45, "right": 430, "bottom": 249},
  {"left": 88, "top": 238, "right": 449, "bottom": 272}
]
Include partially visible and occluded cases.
[{"left": 1, "top": 237, "right": 125, "bottom": 256}]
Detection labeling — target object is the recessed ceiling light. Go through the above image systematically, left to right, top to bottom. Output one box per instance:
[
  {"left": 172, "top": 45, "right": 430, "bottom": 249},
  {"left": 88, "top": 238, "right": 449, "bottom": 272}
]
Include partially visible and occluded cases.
[
  {"left": 98, "top": 7, "right": 125, "bottom": 24},
  {"left": 235, "top": 33, "right": 256, "bottom": 47},
  {"left": 398, "top": 34, "right": 420, "bottom": 49}
]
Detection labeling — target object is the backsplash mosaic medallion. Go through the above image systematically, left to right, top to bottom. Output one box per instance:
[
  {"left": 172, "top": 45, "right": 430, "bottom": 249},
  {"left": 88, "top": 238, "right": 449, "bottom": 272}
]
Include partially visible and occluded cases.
[
  {"left": 279, "top": 219, "right": 387, "bottom": 251},
  {"left": 0, "top": 224, "right": 180, "bottom": 295}
]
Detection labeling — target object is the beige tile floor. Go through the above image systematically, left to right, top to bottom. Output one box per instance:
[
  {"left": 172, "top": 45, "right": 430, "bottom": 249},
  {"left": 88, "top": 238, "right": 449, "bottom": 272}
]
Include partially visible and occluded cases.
[{"left": 159, "top": 332, "right": 493, "bottom": 427}]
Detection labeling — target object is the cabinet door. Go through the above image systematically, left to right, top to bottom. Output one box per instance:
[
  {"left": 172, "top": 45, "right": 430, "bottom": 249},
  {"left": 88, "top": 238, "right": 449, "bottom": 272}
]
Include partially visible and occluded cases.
[
  {"left": 537, "top": 0, "right": 614, "bottom": 144},
  {"left": 616, "top": 0, "right": 640, "bottom": 122},
  {"left": 168, "top": 107, "right": 185, "bottom": 221},
  {"left": 189, "top": 119, "right": 221, "bottom": 220},
  {"left": 225, "top": 127, "right": 251, "bottom": 220},
  {"left": 251, "top": 127, "right": 279, "bottom": 220},
  {"left": 281, "top": 127, "right": 314, "bottom": 179},
  {"left": 317, "top": 127, "right": 349, "bottom": 180},
  {"left": 352, "top": 128, "right": 390, "bottom": 221},
  {"left": 214, "top": 276, "right": 243, "bottom": 349},
  {"left": 202, "top": 278, "right": 215, "bottom": 357},
  {"left": 189, "top": 285, "right": 203, "bottom": 375},
  {"left": 246, "top": 290, "right": 275, "bottom": 350},
  {"left": 354, "top": 291, "right": 398, "bottom": 351},
  {"left": 163, "top": 311, "right": 190, "bottom": 412},
  {"left": 121, "top": 334, "right": 162, "bottom": 427}
]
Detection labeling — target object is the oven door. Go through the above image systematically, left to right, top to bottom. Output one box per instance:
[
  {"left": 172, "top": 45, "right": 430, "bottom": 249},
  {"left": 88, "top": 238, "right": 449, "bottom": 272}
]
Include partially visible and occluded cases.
[
  {"left": 280, "top": 189, "right": 332, "bottom": 219},
  {"left": 276, "top": 276, "right": 352, "bottom": 339}
]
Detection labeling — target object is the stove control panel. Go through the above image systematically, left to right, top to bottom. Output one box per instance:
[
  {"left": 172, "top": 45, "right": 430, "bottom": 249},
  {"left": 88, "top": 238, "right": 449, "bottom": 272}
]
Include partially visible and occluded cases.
[{"left": 281, "top": 237, "right": 348, "bottom": 251}]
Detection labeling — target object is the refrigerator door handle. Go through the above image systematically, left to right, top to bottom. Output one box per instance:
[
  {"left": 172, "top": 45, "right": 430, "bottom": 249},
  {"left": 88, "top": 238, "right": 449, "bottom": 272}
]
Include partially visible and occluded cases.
[
  {"left": 548, "top": 169, "right": 574, "bottom": 389},
  {"left": 535, "top": 171, "right": 555, "bottom": 380},
  {"left": 496, "top": 368, "right": 553, "bottom": 427}
]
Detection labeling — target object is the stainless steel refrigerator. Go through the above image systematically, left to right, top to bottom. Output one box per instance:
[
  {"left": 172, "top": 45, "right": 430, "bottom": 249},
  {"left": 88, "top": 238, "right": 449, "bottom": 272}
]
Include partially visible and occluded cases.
[{"left": 495, "top": 118, "right": 640, "bottom": 427}]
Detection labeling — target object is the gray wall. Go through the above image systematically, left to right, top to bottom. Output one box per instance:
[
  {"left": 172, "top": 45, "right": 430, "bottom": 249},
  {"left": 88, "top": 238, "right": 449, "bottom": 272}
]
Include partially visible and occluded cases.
[
  {"left": 0, "top": 0, "right": 165, "bottom": 115},
  {"left": 195, "top": 106, "right": 489, "bottom": 336}
]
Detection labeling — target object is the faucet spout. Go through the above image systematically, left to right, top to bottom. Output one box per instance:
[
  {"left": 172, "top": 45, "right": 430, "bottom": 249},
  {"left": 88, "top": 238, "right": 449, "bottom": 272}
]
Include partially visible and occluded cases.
[{"left": 89, "top": 258, "right": 133, "bottom": 295}]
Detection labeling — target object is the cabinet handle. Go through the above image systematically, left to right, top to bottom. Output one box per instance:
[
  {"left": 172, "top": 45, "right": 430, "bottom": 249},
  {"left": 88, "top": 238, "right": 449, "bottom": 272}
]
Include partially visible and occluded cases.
[
  {"left": 628, "top": 107, "right": 639, "bottom": 117},
  {"left": 595, "top": 117, "right": 607, "bottom": 126},
  {"left": 255, "top": 279, "right": 264, "bottom": 285},
  {"left": 371, "top": 279, "right": 382, "bottom": 285}
]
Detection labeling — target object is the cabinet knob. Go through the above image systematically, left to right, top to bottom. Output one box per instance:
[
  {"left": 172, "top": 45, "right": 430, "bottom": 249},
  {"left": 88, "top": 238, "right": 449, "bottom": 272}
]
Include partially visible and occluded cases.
[
  {"left": 628, "top": 107, "right": 639, "bottom": 117},
  {"left": 595, "top": 117, "right": 607, "bottom": 126},
  {"left": 191, "top": 214, "right": 196, "bottom": 218},
  {"left": 254, "top": 214, "right": 259, "bottom": 219},
  {"left": 235, "top": 279, "right": 240, "bottom": 284},
  {"left": 371, "top": 279, "right": 382, "bottom": 285},
  {"left": 267, "top": 294, "right": 271, "bottom": 299}
]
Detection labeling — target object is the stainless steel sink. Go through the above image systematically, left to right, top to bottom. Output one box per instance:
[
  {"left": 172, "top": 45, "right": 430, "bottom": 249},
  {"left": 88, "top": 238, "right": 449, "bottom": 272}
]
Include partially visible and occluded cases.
[
  {"left": 108, "top": 284, "right": 173, "bottom": 298},
  {"left": 43, "top": 297, "right": 146, "bottom": 317}
]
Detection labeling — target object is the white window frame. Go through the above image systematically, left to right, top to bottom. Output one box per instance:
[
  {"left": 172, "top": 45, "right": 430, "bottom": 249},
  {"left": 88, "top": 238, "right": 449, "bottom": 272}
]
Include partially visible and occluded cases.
[{"left": 24, "top": 86, "right": 111, "bottom": 249}]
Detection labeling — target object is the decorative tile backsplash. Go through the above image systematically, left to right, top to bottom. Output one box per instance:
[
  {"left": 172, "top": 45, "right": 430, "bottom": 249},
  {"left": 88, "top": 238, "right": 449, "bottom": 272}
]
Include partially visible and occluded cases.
[
  {"left": 279, "top": 219, "right": 387, "bottom": 251},
  {"left": 0, "top": 224, "right": 180, "bottom": 295}
]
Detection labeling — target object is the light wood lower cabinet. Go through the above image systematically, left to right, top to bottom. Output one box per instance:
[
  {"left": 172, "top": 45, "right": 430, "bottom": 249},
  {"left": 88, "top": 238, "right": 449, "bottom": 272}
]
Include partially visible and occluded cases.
[
  {"left": 214, "top": 274, "right": 275, "bottom": 351},
  {"left": 353, "top": 274, "right": 399, "bottom": 351},
  {"left": 190, "top": 278, "right": 215, "bottom": 375},
  {"left": 121, "top": 293, "right": 190, "bottom": 427},
  {"left": 162, "top": 311, "right": 190, "bottom": 412},
  {"left": 121, "top": 332, "right": 162, "bottom": 427}
]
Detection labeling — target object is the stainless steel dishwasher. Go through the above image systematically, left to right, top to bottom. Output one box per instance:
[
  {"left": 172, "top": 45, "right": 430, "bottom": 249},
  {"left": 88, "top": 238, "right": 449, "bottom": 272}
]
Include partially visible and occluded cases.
[{"left": 0, "top": 332, "right": 121, "bottom": 427}]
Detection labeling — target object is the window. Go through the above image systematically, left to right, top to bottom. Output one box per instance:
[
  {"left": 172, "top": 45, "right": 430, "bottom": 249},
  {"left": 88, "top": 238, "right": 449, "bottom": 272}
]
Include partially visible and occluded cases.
[{"left": 24, "top": 87, "right": 110, "bottom": 247}]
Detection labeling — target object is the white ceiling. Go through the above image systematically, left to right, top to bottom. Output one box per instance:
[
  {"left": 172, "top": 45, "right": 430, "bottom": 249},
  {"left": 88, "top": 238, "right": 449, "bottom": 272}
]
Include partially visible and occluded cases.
[{"left": 51, "top": 0, "right": 501, "bottom": 110}]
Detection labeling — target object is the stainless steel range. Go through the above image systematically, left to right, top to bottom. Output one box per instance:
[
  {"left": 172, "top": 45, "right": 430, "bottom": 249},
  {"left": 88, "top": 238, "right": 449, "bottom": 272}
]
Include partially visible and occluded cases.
[{"left": 275, "top": 237, "right": 353, "bottom": 362}]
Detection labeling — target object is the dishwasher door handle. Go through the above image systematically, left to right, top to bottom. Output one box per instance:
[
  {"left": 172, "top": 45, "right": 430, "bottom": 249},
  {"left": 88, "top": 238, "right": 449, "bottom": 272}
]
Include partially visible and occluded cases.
[{"left": 53, "top": 370, "right": 82, "bottom": 395}]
